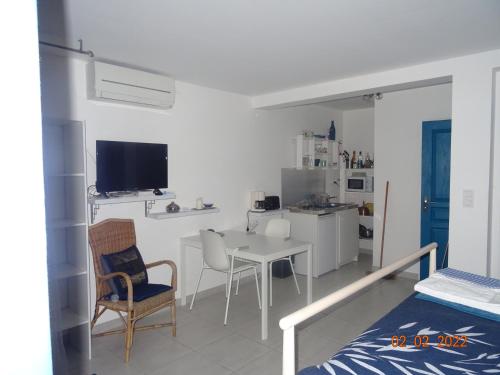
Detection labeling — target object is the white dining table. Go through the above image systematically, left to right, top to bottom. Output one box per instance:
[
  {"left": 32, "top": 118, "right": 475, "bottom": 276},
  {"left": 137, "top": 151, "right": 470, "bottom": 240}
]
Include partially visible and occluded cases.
[{"left": 179, "top": 230, "right": 313, "bottom": 340}]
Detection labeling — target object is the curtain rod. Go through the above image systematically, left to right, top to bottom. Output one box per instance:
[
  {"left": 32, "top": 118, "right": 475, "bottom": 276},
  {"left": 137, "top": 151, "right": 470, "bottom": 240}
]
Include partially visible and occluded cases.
[{"left": 39, "top": 39, "right": 94, "bottom": 57}]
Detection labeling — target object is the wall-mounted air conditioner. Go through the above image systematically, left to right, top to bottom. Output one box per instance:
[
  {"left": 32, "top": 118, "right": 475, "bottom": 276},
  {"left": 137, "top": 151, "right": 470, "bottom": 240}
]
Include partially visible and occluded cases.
[{"left": 87, "top": 61, "right": 175, "bottom": 109}]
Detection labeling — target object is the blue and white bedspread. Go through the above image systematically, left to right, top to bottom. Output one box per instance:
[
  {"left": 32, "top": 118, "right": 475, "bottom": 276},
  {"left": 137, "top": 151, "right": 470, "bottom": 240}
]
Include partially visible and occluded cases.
[{"left": 300, "top": 294, "right": 500, "bottom": 375}]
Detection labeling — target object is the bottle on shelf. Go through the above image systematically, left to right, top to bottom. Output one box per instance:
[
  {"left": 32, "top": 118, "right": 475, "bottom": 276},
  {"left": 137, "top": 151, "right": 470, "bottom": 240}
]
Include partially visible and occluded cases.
[
  {"left": 351, "top": 151, "right": 357, "bottom": 169},
  {"left": 358, "top": 151, "right": 364, "bottom": 168},
  {"left": 365, "top": 152, "right": 371, "bottom": 168}
]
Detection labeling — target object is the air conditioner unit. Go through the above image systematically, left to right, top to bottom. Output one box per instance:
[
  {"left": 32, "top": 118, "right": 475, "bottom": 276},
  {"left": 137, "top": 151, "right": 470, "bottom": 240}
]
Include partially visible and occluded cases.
[{"left": 87, "top": 61, "right": 175, "bottom": 109}]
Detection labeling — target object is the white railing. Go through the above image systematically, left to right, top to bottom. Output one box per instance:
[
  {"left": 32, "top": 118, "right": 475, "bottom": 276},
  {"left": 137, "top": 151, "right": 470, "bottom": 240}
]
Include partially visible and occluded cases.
[{"left": 280, "top": 242, "right": 438, "bottom": 375}]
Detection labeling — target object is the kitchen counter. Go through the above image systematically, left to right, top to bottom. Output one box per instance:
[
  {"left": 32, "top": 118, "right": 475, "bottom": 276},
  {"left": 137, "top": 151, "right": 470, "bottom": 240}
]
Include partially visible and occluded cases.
[{"left": 286, "top": 203, "right": 358, "bottom": 216}]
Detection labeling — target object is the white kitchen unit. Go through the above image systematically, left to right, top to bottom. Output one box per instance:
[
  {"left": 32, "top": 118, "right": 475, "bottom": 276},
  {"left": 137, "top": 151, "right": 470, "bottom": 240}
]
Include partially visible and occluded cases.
[
  {"left": 293, "top": 135, "right": 339, "bottom": 170},
  {"left": 287, "top": 208, "right": 359, "bottom": 277},
  {"left": 337, "top": 208, "right": 360, "bottom": 266}
]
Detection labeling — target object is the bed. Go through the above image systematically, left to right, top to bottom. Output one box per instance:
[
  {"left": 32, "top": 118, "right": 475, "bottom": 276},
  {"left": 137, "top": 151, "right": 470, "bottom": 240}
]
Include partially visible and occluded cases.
[
  {"left": 280, "top": 243, "right": 500, "bottom": 375},
  {"left": 299, "top": 293, "right": 500, "bottom": 374}
]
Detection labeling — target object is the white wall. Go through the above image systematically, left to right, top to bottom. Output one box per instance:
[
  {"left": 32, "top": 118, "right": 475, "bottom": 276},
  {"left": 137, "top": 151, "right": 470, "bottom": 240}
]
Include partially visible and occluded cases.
[
  {"left": 1, "top": 2, "right": 53, "bottom": 374},
  {"left": 253, "top": 49, "right": 500, "bottom": 276},
  {"left": 40, "top": 53, "right": 342, "bottom": 324},
  {"left": 373, "top": 84, "right": 452, "bottom": 273},
  {"left": 342, "top": 108, "right": 374, "bottom": 158}
]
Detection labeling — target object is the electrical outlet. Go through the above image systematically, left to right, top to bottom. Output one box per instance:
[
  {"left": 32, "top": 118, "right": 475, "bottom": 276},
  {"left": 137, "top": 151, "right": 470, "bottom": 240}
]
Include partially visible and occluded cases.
[{"left": 463, "top": 189, "right": 474, "bottom": 208}]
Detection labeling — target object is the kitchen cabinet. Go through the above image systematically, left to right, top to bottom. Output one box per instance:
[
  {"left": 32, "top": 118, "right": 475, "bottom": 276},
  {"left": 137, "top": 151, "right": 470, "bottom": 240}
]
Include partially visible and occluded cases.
[
  {"left": 287, "top": 208, "right": 359, "bottom": 278},
  {"left": 337, "top": 208, "right": 360, "bottom": 266},
  {"left": 286, "top": 212, "right": 337, "bottom": 278},
  {"left": 317, "top": 214, "right": 339, "bottom": 275}
]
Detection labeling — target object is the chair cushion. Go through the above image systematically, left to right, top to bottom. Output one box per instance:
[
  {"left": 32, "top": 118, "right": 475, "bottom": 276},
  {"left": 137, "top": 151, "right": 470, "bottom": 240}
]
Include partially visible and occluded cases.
[
  {"left": 101, "top": 245, "right": 148, "bottom": 296},
  {"left": 113, "top": 283, "right": 172, "bottom": 302},
  {"left": 99, "top": 287, "right": 175, "bottom": 315}
]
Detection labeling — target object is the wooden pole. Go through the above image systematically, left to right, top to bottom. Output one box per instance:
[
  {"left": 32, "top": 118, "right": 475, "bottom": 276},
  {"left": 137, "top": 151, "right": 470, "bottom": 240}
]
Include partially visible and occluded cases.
[{"left": 379, "top": 181, "right": 389, "bottom": 269}]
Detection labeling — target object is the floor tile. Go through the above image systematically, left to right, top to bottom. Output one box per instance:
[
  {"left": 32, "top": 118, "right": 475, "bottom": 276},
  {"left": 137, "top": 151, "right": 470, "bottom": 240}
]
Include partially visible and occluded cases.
[
  {"left": 304, "top": 313, "right": 366, "bottom": 344},
  {"left": 167, "top": 315, "right": 233, "bottom": 350},
  {"left": 296, "top": 328, "right": 337, "bottom": 361},
  {"left": 121, "top": 331, "right": 193, "bottom": 373},
  {"left": 198, "top": 333, "right": 269, "bottom": 371},
  {"left": 298, "top": 338, "right": 344, "bottom": 370},
  {"left": 235, "top": 349, "right": 282, "bottom": 375},
  {"left": 149, "top": 351, "right": 232, "bottom": 375}
]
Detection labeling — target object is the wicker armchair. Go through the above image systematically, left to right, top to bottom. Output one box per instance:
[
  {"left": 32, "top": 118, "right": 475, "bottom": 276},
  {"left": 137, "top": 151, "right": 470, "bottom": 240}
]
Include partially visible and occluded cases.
[{"left": 88, "top": 218, "right": 176, "bottom": 362}]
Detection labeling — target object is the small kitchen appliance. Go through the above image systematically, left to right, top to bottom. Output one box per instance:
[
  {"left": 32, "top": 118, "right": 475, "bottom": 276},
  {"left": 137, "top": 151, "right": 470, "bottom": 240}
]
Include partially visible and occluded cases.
[
  {"left": 346, "top": 171, "right": 374, "bottom": 193},
  {"left": 250, "top": 191, "right": 266, "bottom": 212},
  {"left": 264, "top": 196, "right": 280, "bottom": 210}
]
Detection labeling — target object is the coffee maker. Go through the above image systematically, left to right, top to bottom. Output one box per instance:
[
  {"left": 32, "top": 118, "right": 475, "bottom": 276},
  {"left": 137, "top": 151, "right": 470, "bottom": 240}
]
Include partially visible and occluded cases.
[{"left": 250, "top": 191, "right": 266, "bottom": 212}]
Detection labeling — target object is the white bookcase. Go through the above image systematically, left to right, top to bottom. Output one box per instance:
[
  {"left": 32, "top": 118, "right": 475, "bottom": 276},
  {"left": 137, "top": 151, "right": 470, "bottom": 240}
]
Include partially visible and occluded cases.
[{"left": 42, "top": 118, "right": 90, "bottom": 371}]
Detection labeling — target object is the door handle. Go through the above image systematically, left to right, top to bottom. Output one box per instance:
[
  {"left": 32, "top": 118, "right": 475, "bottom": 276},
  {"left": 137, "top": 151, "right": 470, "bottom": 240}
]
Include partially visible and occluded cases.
[{"left": 423, "top": 196, "right": 434, "bottom": 211}]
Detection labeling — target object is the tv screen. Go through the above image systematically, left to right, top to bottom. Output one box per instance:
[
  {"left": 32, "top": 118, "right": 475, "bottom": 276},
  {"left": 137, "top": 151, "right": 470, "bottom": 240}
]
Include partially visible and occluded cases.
[{"left": 96, "top": 140, "right": 168, "bottom": 193}]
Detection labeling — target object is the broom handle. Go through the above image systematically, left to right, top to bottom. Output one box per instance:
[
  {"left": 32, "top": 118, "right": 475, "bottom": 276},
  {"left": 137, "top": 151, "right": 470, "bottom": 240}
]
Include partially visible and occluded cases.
[{"left": 379, "top": 181, "right": 389, "bottom": 269}]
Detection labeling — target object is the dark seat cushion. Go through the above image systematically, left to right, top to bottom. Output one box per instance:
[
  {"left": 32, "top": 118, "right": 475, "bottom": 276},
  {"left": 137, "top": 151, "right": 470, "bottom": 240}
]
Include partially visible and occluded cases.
[
  {"left": 101, "top": 245, "right": 148, "bottom": 296},
  {"left": 121, "top": 283, "right": 172, "bottom": 302}
]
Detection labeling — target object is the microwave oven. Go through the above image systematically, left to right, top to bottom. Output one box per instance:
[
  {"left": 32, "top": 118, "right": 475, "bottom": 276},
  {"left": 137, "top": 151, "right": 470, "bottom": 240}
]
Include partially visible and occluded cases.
[{"left": 346, "top": 175, "right": 373, "bottom": 192}]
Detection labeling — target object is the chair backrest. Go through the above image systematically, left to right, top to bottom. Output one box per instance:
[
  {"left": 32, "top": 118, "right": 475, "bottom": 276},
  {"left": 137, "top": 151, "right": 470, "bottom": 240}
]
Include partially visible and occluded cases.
[
  {"left": 88, "top": 218, "right": 137, "bottom": 297},
  {"left": 265, "top": 218, "right": 291, "bottom": 239},
  {"left": 200, "top": 230, "right": 230, "bottom": 271}
]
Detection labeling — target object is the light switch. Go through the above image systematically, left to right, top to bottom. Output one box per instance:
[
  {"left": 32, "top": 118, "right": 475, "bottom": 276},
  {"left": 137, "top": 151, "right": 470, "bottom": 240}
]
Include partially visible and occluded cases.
[{"left": 463, "top": 189, "right": 474, "bottom": 208}]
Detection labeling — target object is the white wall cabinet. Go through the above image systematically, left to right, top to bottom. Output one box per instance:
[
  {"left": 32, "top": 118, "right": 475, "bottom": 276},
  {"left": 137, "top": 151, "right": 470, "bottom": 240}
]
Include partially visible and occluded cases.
[
  {"left": 42, "top": 118, "right": 90, "bottom": 373},
  {"left": 294, "top": 135, "right": 339, "bottom": 170}
]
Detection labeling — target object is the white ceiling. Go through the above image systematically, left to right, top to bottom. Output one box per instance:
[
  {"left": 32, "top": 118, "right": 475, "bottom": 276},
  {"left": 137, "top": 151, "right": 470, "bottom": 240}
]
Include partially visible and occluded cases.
[{"left": 38, "top": 0, "right": 500, "bottom": 96}]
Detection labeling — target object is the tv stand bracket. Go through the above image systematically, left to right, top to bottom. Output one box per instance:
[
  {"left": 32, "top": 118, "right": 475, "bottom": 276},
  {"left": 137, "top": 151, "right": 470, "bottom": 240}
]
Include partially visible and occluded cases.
[
  {"left": 88, "top": 191, "right": 176, "bottom": 224},
  {"left": 145, "top": 200, "right": 155, "bottom": 217},
  {"left": 90, "top": 203, "right": 100, "bottom": 224}
]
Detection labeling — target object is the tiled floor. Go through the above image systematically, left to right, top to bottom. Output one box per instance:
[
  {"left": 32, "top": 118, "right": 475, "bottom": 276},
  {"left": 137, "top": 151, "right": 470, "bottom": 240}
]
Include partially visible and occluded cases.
[{"left": 71, "top": 254, "right": 417, "bottom": 374}]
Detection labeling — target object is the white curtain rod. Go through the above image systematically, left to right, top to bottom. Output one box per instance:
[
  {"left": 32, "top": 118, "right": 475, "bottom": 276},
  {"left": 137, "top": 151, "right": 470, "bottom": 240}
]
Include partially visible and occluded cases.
[{"left": 39, "top": 39, "right": 94, "bottom": 57}]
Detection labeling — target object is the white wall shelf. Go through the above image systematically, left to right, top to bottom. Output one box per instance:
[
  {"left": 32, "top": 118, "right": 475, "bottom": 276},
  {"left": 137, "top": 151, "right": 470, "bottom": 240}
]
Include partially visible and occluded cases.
[
  {"left": 42, "top": 117, "right": 91, "bottom": 364},
  {"left": 293, "top": 135, "right": 339, "bottom": 170},
  {"left": 345, "top": 168, "right": 374, "bottom": 172},
  {"left": 49, "top": 173, "right": 86, "bottom": 177},
  {"left": 89, "top": 191, "right": 176, "bottom": 223},
  {"left": 89, "top": 191, "right": 176, "bottom": 205},
  {"left": 148, "top": 207, "right": 220, "bottom": 220},
  {"left": 359, "top": 215, "right": 373, "bottom": 226},
  {"left": 359, "top": 216, "right": 373, "bottom": 251},
  {"left": 48, "top": 219, "right": 87, "bottom": 229},
  {"left": 50, "top": 263, "right": 87, "bottom": 280},
  {"left": 59, "top": 308, "right": 89, "bottom": 332}
]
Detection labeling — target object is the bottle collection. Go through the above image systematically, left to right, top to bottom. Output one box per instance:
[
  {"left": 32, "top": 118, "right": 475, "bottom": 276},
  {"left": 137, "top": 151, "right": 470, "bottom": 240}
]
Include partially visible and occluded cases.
[{"left": 343, "top": 150, "right": 374, "bottom": 169}]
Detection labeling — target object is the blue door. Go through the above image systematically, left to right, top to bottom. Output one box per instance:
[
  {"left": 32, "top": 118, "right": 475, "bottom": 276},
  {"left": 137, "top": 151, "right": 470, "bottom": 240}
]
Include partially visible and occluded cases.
[{"left": 420, "top": 120, "right": 451, "bottom": 279}]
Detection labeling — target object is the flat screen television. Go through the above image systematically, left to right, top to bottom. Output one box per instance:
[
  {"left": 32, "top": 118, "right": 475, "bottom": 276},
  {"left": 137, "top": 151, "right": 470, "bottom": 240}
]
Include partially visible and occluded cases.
[{"left": 96, "top": 140, "right": 168, "bottom": 194}]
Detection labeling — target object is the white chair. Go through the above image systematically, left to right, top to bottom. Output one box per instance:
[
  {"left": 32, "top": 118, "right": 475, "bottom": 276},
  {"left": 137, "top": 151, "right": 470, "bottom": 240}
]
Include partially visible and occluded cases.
[
  {"left": 266, "top": 218, "right": 300, "bottom": 306},
  {"left": 189, "top": 230, "right": 261, "bottom": 325}
]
